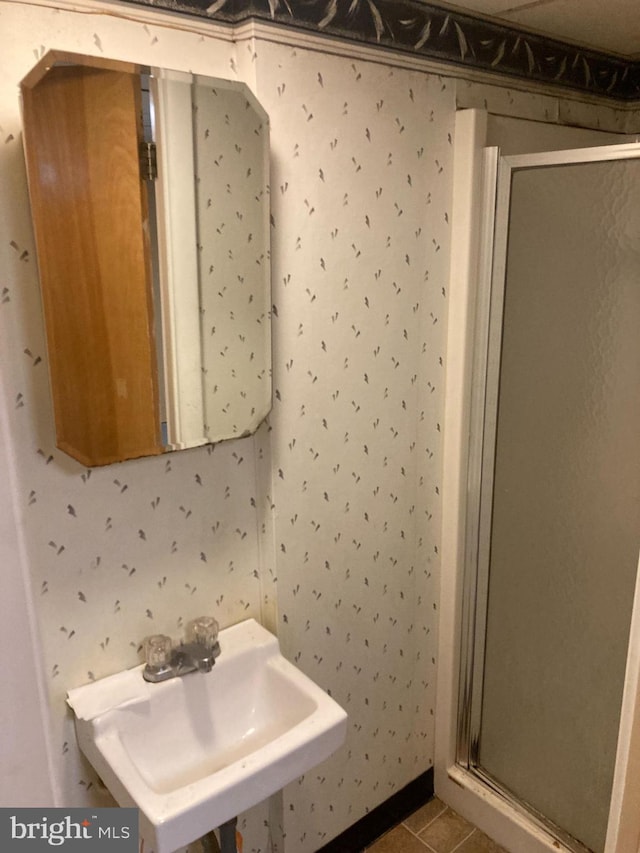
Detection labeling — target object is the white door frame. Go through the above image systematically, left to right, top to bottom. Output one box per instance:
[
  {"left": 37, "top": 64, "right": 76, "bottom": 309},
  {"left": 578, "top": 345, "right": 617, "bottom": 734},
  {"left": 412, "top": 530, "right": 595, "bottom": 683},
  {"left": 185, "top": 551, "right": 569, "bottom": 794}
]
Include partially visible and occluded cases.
[
  {"left": 435, "top": 108, "right": 640, "bottom": 853},
  {"left": 0, "top": 366, "right": 57, "bottom": 807}
]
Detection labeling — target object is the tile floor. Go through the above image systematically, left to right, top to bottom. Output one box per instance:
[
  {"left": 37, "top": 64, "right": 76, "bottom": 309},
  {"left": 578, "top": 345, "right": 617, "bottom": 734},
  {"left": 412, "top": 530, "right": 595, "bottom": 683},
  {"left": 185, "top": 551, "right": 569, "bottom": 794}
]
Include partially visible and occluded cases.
[{"left": 365, "top": 797, "right": 508, "bottom": 853}]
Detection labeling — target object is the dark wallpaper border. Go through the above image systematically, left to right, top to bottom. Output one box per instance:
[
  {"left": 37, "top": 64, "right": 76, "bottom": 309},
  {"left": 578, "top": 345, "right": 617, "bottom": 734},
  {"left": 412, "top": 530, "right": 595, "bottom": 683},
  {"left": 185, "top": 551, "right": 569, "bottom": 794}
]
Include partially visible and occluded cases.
[{"left": 121, "top": 0, "right": 640, "bottom": 102}]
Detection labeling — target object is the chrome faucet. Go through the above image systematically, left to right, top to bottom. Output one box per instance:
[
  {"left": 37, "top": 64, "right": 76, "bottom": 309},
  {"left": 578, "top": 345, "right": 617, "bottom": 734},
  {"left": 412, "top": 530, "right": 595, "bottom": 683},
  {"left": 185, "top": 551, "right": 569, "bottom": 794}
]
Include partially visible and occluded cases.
[{"left": 143, "top": 616, "right": 220, "bottom": 683}]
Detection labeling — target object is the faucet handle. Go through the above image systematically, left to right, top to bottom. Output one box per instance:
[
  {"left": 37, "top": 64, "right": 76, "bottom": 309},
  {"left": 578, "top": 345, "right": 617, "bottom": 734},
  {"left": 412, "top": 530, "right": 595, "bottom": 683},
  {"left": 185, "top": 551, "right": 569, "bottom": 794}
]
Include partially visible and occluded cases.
[
  {"left": 189, "top": 616, "right": 219, "bottom": 650},
  {"left": 144, "top": 634, "right": 172, "bottom": 669}
]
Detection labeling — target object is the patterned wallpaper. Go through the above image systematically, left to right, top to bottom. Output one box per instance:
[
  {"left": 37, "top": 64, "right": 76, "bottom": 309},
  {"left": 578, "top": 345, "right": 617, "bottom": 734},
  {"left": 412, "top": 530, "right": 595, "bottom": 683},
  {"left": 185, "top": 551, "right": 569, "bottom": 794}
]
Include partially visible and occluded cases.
[
  {"left": 0, "top": 1, "right": 621, "bottom": 852},
  {"left": 0, "top": 6, "right": 268, "bottom": 850},
  {"left": 254, "top": 41, "right": 450, "bottom": 848},
  {"left": 193, "top": 79, "right": 272, "bottom": 442}
]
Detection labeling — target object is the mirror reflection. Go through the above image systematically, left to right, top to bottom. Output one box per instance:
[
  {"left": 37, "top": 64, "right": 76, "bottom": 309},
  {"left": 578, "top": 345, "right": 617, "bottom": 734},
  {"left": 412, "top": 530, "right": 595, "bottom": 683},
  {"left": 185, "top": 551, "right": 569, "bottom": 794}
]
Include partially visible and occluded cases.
[{"left": 20, "top": 52, "right": 271, "bottom": 466}]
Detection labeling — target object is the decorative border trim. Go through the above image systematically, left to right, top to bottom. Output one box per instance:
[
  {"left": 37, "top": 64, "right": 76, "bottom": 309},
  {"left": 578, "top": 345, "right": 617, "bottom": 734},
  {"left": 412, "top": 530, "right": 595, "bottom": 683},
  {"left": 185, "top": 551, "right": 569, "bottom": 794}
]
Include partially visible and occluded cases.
[{"left": 120, "top": 0, "right": 640, "bottom": 101}]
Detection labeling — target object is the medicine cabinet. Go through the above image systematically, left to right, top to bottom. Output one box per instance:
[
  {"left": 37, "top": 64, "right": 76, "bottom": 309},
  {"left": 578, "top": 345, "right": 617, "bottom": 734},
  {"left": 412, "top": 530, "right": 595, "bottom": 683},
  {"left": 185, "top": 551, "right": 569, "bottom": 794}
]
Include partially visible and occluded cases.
[{"left": 21, "top": 51, "right": 271, "bottom": 466}]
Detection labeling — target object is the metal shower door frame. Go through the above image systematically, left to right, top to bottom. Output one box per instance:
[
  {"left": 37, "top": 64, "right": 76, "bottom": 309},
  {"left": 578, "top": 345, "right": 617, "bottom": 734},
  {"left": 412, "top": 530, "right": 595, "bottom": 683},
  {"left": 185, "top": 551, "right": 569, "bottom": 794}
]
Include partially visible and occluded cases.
[{"left": 456, "top": 139, "right": 640, "bottom": 853}]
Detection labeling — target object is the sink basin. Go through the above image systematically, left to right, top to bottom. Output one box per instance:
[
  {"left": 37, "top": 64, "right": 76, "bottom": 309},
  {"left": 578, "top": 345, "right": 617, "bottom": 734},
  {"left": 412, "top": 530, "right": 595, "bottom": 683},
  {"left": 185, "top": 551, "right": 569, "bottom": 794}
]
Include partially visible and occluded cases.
[{"left": 67, "top": 619, "right": 348, "bottom": 852}]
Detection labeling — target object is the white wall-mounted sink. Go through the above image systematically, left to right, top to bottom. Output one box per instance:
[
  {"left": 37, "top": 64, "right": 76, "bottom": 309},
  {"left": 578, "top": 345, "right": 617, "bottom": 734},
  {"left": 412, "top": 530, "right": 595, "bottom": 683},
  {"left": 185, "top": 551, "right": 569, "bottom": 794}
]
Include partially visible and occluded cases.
[{"left": 67, "top": 619, "right": 348, "bottom": 853}]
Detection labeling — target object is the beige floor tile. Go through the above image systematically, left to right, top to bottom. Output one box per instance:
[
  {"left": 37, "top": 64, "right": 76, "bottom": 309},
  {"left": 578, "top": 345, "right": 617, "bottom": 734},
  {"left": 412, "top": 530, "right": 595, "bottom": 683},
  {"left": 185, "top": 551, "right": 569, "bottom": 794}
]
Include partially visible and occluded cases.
[
  {"left": 403, "top": 797, "right": 448, "bottom": 834},
  {"left": 418, "top": 808, "right": 475, "bottom": 853},
  {"left": 366, "top": 824, "right": 429, "bottom": 852},
  {"left": 455, "top": 828, "right": 508, "bottom": 853}
]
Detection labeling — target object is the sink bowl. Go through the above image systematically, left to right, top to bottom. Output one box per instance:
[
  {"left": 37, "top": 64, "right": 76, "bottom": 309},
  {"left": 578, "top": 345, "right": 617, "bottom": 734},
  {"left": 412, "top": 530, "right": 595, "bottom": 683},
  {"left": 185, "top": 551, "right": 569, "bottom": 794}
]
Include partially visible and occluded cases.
[{"left": 67, "top": 619, "right": 347, "bottom": 852}]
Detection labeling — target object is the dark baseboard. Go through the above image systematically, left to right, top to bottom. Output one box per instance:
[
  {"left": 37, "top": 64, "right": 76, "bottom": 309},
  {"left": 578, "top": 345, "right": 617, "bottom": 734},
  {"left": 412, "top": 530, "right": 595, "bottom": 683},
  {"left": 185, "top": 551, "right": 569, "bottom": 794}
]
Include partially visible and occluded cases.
[{"left": 317, "top": 767, "right": 434, "bottom": 852}]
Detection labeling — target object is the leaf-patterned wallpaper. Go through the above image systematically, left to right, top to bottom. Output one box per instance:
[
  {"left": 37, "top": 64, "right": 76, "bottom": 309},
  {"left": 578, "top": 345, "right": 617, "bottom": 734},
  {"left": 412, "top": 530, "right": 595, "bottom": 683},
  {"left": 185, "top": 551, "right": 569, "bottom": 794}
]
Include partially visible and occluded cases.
[
  {"left": 0, "top": 2, "right": 624, "bottom": 852},
  {"left": 1, "top": 6, "right": 270, "bottom": 851},
  {"left": 253, "top": 41, "right": 450, "bottom": 848},
  {"left": 194, "top": 80, "right": 272, "bottom": 441}
]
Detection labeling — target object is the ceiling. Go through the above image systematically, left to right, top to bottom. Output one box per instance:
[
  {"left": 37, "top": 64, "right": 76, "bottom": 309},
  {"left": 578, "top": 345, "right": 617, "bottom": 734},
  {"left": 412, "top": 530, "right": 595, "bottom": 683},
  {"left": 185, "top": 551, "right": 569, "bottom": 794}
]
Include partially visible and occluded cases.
[{"left": 436, "top": 0, "right": 640, "bottom": 60}]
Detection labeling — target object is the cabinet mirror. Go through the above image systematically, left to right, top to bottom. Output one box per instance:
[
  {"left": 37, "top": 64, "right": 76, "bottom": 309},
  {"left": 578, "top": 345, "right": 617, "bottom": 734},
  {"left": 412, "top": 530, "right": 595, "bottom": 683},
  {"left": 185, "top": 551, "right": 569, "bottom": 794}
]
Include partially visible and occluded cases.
[{"left": 20, "top": 51, "right": 271, "bottom": 467}]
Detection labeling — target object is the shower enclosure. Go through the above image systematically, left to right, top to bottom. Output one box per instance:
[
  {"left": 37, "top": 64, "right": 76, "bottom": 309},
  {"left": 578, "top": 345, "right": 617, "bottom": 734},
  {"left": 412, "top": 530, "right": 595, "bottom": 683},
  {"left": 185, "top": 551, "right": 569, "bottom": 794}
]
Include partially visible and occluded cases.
[{"left": 437, "top": 110, "right": 640, "bottom": 853}]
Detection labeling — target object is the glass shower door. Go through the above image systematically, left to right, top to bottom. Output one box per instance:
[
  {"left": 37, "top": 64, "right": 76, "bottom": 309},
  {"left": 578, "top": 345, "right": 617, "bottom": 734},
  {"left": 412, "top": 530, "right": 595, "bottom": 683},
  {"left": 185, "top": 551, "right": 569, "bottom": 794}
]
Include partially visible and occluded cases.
[{"left": 465, "top": 146, "right": 640, "bottom": 853}]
